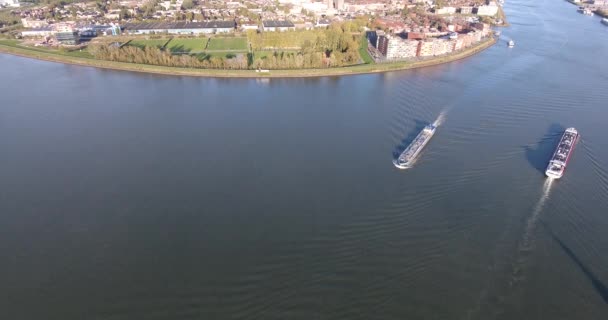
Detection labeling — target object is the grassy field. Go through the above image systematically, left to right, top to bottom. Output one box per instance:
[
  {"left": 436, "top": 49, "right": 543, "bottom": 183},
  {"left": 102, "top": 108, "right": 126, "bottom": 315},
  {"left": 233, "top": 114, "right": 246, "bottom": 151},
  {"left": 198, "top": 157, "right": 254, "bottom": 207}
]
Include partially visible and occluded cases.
[
  {"left": 249, "top": 30, "right": 324, "bottom": 49},
  {"left": 359, "top": 36, "right": 373, "bottom": 64},
  {"left": 0, "top": 37, "right": 496, "bottom": 78},
  {"left": 207, "top": 37, "right": 247, "bottom": 51},
  {"left": 166, "top": 38, "right": 206, "bottom": 53},
  {"left": 0, "top": 39, "right": 93, "bottom": 58},
  {"left": 128, "top": 39, "right": 170, "bottom": 49}
]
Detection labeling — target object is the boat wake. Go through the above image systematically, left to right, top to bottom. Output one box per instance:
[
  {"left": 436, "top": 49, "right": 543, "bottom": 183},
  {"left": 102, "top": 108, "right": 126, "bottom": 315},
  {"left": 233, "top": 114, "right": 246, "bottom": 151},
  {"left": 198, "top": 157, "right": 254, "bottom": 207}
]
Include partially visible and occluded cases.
[
  {"left": 433, "top": 110, "right": 448, "bottom": 127},
  {"left": 508, "top": 178, "right": 554, "bottom": 287},
  {"left": 520, "top": 178, "right": 554, "bottom": 250}
]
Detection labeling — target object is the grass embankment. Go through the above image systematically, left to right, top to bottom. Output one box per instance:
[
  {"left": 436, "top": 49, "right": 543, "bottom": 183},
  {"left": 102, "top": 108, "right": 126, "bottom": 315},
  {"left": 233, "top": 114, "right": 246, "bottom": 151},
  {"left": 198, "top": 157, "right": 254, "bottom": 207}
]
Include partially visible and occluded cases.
[
  {"left": 496, "top": 6, "right": 510, "bottom": 27},
  {"left": 359, "top": 36, "right": 373, "bottom": 64},
  {"left": 0, "top": 37, "right": 496, "bottom": 78},
  {"left": 0, "top": 39, "right": 93, "bottom": 58},
  {"left": 128, "top": 39, "right": 170, "bottom": 49}
]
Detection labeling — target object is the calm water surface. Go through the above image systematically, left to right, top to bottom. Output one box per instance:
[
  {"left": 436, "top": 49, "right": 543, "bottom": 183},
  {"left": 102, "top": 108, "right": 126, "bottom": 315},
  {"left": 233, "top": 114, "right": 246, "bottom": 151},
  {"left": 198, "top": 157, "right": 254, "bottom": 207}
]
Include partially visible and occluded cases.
[{"left": 1, "top": 0, "right": 608, "bottom": 319}]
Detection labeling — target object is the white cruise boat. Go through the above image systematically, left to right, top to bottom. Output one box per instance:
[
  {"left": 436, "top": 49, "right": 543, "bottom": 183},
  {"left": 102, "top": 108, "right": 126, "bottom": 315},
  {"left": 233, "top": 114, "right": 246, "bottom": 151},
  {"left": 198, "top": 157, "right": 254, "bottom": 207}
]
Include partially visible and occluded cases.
[{"left": 508, "top": 40, "right": 515, "bottom": 47}]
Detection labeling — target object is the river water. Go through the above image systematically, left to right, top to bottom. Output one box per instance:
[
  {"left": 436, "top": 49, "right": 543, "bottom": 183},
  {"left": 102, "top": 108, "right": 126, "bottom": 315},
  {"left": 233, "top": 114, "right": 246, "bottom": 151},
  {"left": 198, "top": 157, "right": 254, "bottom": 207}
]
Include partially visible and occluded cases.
[{"left": 1, "top": 0, "right": 608, "bottom": 319}]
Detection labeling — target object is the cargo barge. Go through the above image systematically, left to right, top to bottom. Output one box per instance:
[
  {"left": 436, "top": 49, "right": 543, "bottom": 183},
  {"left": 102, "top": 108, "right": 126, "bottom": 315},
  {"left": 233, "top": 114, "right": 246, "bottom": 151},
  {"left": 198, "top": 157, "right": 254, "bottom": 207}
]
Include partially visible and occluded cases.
[
  {"left": 394, "top": 124, "right": 436, "bottom": 169},
  {"left": 545, "top": 127, "right": 578, "bottom": 179}
]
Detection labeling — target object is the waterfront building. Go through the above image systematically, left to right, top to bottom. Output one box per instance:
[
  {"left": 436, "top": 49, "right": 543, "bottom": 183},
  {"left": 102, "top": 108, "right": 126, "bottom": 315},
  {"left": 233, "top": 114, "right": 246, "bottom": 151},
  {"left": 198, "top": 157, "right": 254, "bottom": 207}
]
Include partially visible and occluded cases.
[
  {"left": 589, "top": 0, "right": 608, "bottom": 5},
  {"left": 476, "top": 3, "right": 499, "bottom": 16},
  {"left": 459, "top": 6, "right": 473, "bottom": 14},
  {"left": 55, "top": 31, "right": 80, "bottom": 45}
]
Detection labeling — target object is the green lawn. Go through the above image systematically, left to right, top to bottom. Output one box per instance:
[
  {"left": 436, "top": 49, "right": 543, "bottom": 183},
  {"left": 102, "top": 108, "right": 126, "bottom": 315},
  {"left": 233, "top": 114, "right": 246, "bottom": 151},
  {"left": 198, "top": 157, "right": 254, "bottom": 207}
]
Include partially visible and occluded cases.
[
  {"left": 359, "top": 36, "right": 373, "bottom": 64},
  {"left": 207, "top": 37, "right": 247, "bottom": 51},
  {"left": 166, "top": 38, "right": 206, "bottom": 53},
  {"left": 0, "top": 39, "right": 93, "bottom": 58},
  {"left": 128, "top": 39, "right": 170, "bottom": 49}
]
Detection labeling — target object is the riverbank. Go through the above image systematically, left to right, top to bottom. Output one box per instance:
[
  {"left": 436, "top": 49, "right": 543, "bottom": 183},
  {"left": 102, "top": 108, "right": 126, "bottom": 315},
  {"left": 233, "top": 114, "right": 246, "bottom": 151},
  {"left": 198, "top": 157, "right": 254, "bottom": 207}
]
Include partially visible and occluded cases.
[
  {"left": 497, "top": 6, "right": 511, "bottom": 27},
  {"left": 0, "top": 37, "right": 496, "bottom": 78}
]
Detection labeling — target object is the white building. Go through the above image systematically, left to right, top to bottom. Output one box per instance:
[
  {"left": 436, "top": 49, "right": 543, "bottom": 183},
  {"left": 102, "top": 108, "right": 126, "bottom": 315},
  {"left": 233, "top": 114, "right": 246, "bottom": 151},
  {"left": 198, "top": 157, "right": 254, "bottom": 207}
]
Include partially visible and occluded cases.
[
  {"left": 326, "top": 0, "right": 344, "bottom": 10},
  {"left": 476, "top": 3, "right": 498, "bottom": 16},
  {"left": 434, "top": 6, "right": 456, "bottom": 14},
  {"left": 21, "top": 19, "right": 49, "bottom": 29},
  {"left": 21, "top": 27, "right": 55, "bottom": 37}
]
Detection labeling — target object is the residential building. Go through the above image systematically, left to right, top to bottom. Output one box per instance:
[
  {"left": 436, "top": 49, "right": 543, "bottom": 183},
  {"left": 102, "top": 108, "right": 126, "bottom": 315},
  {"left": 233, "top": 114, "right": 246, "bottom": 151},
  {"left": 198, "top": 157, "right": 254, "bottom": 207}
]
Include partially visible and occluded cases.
[
  {"left": 590, "top": 0, "right": 608, "bottom": 5},
  {"left": 476, "top": 3, "right": 498, "bottom": 16},
  {"left": 459, "top": 6, "right": 473, "bottom": 14},
  {"left": 434, "top": 7, "right": 456, "bottom": 14},
  {"left": 316, "top": 18, "right": 331, "bottom": 28},
  {"left": 21, "top": 19, "right": 49, "bottom": 29},
  {"left": 262, "top": 20, "right": 295, "bottom": 32},
  {"left": 123, "top": 21, "right": 235, "bottom": 34},
  {"left": 240, "top": 23, "right": 259, "bottom": 31}
]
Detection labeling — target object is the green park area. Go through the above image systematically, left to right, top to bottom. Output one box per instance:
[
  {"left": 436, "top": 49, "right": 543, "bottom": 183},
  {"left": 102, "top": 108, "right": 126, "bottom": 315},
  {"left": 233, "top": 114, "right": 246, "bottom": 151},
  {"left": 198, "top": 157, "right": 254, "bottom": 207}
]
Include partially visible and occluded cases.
[
  {"left": 247, "top": 29, "right": 321, "bottom": 50},
  {"left": 126, "top": 37, "right": 247, "bottom": 55},
  {"left": 206, "top": 37, "right": 248, "bottom": 51},
  {"left": 166, "top": 38, "right": 206, "bottom": 53},
  {"left": 128, "top": 39, "right": 169, "bottom": 49}
]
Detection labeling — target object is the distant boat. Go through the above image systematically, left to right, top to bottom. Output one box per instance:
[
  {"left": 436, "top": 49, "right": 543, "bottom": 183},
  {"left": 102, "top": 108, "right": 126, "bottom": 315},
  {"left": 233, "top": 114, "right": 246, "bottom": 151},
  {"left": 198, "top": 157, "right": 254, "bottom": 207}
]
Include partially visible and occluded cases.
[
  {"left": 580, "top": 8, "right": 594, "bottom": 16},
  {"left": 602, "top": 18, "right": 608, "bottom": 25},
  {"left": 494, "top": 30, "right": 501, "bottom": 36},
  {"left": 508, "top": 39, "right": 515, "bottom": 47},
  {"left": 393, "top": 124, "right": 436, "bottom": 169}
]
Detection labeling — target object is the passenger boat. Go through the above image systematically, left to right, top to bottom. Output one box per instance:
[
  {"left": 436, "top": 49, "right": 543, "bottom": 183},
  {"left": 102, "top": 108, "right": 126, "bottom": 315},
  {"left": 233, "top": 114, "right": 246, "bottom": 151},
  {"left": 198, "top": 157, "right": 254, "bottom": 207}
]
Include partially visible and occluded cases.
[
  {"left": 602, "top": 18, "right": 608, "bottom": 25},
  {"left": 508, "top": 39, "right": 515, "bottom": 47},
  {"left": 394, "top": 125, "right": 436, "bottom": 169},
  {"left": 545, "top": 128, "right": 579, "bottom": 179}
]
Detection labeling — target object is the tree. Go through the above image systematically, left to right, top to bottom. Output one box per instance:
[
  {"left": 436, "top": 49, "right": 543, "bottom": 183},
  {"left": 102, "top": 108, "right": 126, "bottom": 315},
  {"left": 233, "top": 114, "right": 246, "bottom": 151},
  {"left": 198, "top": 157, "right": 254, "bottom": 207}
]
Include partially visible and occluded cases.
[
  {"left": 181, "top": 0, "right": 195, "bottom": 10},
  {"left": 119, "top": 8, "right": 130, "bottom": 21},
  {"left": 185, "top": 11, "right": 194, "bottom": 21}
]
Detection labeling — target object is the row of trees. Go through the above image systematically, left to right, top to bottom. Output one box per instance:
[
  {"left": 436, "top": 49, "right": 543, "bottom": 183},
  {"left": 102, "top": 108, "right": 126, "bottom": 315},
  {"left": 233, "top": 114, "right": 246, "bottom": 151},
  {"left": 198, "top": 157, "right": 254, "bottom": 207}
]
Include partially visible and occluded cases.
[
  {"left": 247, "top": 23, "right": 363, "bottom": 68},
  {"left": 89, "top": 44, "right": 249, "bottom": 69}
]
